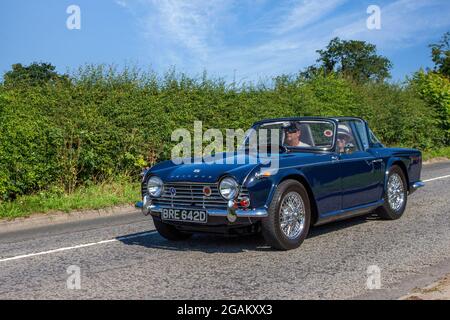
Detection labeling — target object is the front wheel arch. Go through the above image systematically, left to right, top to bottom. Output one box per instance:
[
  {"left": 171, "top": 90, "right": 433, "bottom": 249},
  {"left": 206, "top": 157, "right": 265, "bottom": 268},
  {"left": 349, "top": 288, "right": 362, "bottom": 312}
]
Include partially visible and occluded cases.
[
  {"left": 384, "top": 159, "right": 410, "bottom": 194},
  {"left": 276, "top": 174, "right": 319, "bottom": 225}
]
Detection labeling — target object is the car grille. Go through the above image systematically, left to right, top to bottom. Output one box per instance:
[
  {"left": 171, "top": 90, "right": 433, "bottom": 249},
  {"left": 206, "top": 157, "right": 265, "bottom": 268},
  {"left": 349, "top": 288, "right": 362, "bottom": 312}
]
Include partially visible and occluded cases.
[{"left": 142, "top": 182, "right": 249, "bottom": 210}]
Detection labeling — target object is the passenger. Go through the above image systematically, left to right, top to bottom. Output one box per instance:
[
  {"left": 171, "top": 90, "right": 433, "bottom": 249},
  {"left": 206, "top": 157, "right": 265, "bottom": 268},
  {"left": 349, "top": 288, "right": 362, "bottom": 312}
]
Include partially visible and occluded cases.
[
  {"left": 284, "top": 122, "right": 311, "bottom": 147},
  {"left": 337, "top": 124, "right": 354, "bottom": 153}
]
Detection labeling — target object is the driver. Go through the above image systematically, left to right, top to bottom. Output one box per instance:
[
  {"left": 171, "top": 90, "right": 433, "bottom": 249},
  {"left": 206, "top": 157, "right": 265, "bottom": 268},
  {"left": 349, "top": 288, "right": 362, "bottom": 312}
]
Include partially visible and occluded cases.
[{"left": 283, "top": 122, "right": 311, "bottom": 147}]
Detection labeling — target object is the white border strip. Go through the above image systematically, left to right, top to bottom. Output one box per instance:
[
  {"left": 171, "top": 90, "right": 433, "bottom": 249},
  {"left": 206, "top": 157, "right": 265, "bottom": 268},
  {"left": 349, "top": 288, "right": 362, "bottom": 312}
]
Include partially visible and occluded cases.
[{"left": 0, "top": 231, "right": 157, "bottom": 263}]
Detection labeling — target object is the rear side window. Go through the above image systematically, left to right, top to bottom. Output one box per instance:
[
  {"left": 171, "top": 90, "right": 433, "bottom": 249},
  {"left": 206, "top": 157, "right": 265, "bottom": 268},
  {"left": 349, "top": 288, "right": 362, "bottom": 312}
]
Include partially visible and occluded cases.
[
  {"left": 337, "top": 120, "right": 369, "bottom": 152},
  {"left": 353, "top": 121, "right": 369, "bottom": 150}
]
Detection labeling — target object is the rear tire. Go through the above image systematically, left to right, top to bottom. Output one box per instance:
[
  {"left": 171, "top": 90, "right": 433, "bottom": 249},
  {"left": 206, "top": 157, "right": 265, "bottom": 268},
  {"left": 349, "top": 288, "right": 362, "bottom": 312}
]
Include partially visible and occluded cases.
[
  {"left": 376, "top": 165, "right": 408, "bottom": 220},
  {"left": 261, "top": 179, "right": 311, "bottom": 250},
  {"left": 153, "top": 217, "right": 192, "bottom": 241}
]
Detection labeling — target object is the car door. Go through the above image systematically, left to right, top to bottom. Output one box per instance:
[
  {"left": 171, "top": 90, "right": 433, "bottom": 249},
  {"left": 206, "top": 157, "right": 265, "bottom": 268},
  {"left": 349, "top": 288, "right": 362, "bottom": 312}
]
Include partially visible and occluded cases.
[
  {"left": 338, "top": 120, "right": 384, "bottom": 209},
  {"left": 301, "top": 153, "right": 343, "bottom": 216}
]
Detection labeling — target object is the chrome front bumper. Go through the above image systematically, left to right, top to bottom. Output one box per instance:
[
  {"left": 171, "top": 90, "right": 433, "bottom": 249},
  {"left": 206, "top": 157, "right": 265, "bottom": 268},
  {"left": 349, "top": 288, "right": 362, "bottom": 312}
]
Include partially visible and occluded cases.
[
  {"left": 410, "top": 181, "right": 425, "bottom": 194},
  {"left": 140, "top": 196, "right": 268, "bottom": 219}
]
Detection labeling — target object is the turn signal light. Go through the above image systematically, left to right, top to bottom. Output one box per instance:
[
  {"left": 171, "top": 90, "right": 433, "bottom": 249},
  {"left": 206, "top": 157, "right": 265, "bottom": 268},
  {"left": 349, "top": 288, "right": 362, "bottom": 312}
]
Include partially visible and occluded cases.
[{"left": 239, "top": 197, "right": 250, "bottom": 208}]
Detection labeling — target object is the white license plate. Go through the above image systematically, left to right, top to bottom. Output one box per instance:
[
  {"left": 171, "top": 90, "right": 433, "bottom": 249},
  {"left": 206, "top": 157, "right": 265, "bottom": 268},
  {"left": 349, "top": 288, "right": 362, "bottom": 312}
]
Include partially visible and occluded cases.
[{"left": 161, "top": 208, "right": 208, "bottom": 224}]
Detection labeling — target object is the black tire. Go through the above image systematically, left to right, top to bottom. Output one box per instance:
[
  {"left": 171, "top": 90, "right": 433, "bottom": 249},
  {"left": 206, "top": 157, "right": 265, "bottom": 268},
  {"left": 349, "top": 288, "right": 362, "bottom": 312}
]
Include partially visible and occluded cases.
[
  {"left": 376, "top": 165, "right": 408, "bottom": 220},
  {"left": 261, "top": 179, "right": 311, "bottom": 250},
  {"left": 152, "top": 217, "right": 192, "bottom": 241}
]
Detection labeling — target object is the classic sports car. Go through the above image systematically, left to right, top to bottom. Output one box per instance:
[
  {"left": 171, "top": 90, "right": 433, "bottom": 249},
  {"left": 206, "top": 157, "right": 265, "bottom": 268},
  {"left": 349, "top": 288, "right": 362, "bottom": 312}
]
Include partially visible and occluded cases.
[{"left": 140, "top": 117, "right": 424, "bottom": 250}]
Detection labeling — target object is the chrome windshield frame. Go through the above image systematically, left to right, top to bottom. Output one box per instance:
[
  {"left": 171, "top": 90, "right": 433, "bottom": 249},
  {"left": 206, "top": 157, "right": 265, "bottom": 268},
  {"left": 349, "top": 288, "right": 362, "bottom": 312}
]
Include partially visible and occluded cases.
[{"left": 242, "top": 118, "right": 338, "bottom": 153}]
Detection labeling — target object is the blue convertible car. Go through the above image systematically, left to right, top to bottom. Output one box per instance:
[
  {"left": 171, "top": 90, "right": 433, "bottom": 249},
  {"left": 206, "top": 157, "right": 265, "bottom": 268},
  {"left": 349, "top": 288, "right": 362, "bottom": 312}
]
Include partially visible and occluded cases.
[{"left": 141, "top": 117, "right": 424, "bottom": 250}]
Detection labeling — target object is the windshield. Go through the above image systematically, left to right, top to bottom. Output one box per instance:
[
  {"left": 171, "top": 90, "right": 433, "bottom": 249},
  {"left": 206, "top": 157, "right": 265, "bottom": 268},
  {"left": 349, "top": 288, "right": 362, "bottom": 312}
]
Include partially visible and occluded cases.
[{"left": 241, "top": 120, "right": 336, "bottom": 152}]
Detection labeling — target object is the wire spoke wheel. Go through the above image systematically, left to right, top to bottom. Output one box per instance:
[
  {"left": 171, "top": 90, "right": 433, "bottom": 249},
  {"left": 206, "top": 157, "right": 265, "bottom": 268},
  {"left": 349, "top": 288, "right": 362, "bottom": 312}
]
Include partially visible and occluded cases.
[
  {"left": 387, "top": 173, "right": 405, "bottom": 212},
  {"left": 279, "top": 191, "right": 306, "bottom": 239}
]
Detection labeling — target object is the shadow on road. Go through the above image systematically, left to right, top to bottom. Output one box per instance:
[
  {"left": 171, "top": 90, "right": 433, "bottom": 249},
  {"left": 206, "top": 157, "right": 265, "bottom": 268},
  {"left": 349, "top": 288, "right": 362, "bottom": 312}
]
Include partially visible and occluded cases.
[
  {"left": 118, "top": 213, "right": 378, "bottom": 253},
  {"left": 309, "top": 213, "right": 379, "bottom": 238},
  {"left": 118, "top": 231, "right": 270, "bottom": 253}
]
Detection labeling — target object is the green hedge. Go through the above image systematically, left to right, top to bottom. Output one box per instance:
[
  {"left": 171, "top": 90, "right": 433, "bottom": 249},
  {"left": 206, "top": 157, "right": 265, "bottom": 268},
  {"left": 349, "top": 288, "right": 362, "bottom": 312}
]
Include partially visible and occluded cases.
[{"left": 0, "top": 67, "right": 447, "bottom": 200}]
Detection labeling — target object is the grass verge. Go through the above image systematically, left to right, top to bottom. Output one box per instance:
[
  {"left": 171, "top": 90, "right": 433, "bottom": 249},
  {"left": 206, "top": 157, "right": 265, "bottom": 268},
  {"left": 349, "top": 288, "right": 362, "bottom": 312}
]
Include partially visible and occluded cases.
[
  {"left": 422, "top": 147, "right": 450, "bottom": 161},
  {"left": 0, "top": 178, "right": 140, "bottom": 220}
]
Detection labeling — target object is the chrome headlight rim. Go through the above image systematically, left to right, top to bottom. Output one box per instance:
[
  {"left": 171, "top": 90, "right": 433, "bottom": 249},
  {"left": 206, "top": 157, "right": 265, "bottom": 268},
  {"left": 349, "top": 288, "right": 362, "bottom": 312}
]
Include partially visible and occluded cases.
[
  {"left": 147, "top": 176, "right": 164, "bottom": 198},
  {"left": 219, "top": 176, "right": 239, "bottom": 200}
]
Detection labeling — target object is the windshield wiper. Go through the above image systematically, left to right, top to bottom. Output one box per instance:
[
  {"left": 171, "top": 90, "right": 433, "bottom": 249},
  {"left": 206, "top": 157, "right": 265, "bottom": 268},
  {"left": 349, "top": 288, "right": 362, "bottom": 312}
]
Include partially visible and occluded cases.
[{"left": 241, "top": 145, "right": 289, "bottom": 154}]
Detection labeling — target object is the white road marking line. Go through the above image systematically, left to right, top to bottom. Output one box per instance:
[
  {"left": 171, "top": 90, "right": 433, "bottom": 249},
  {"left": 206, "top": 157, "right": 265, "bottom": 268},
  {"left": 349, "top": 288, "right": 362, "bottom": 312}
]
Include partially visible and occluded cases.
[
  {"left": 423, "top": 174, "right": 450, "bottom": 183},
  {"left": 0, "top": 231, "right": 157, "bottom": 263}
]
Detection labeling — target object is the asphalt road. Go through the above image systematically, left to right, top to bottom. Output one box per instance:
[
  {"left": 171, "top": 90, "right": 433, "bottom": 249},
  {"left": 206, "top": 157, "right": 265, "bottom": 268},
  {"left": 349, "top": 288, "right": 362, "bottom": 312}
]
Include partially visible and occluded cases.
[{"left": 0, "top": 161, "right": 449, "bottom": 300}]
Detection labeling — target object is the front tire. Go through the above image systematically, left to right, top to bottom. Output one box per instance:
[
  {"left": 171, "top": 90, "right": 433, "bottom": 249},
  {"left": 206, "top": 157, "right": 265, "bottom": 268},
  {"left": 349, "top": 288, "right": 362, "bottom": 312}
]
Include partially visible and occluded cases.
[
  {"left": 376, "top": 165, "right": 408, "bottom": 220},
  {"left": 261, "top": 179, "right": 311, "bottom": 250},
  {"left": 153, "top": 217, "right": 192, "bottom": 241}
]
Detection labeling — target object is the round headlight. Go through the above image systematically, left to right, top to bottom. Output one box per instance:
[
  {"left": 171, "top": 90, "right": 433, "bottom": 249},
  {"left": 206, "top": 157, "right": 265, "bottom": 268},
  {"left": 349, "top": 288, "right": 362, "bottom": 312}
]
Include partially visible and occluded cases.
[
  {"left": 147, "top": 176, "right": 164, "bottom": 197},
  {"left": 219, "top": 177, "right": 239, "bottom": 200}
]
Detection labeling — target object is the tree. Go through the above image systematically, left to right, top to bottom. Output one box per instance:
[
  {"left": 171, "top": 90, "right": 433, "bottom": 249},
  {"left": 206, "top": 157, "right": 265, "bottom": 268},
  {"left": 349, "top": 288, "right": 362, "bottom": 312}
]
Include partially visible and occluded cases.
[
  {"left": 430, "top": 32, "right": 450, "bottom": 77},
  {"left": 304, "top": 37, "right": 392, "bottom": 83},
  {"left": 3, "top": 62, "right": 68, "bottom": 87},
  {"left": 411, "top": 71, "right": 450, "bottom": 144}
]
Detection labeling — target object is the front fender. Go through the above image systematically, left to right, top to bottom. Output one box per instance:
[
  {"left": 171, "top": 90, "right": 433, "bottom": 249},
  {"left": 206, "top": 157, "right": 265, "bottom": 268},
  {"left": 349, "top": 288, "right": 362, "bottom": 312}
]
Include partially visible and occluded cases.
[
  {"left": 383, "top": 156, "right": 411, "bottom": 194},
  {"left": 245, "top": 168, "right": 312, "bottom": 210}
]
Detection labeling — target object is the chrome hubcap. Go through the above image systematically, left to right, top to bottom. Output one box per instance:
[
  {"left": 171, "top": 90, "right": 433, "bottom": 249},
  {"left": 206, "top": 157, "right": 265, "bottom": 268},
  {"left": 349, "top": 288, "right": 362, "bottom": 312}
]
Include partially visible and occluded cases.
[
  {"left": 387, "top": 173, "right": 405, "bottom": 212},
  {"left": 279, "top": 191, "right": 305, "bottom": 239}
]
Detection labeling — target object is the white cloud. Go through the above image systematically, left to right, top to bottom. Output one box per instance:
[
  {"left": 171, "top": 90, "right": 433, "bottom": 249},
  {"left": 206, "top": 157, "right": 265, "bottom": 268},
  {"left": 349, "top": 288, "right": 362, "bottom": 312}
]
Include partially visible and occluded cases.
[
  {"left": 115, "top": 0, "right": 128, "bottom": 8},
  {"left": 117, "top": 0, "right": 450, "bottom": 81},
  {"left": 133, "top": 0, "right": 235, "bottom": 66},
  {"left": 275, "top": 0, "right": 347, "bottom": 34},
  {"left": 333, "top": 0, "right": 450, "bottom": 50}
]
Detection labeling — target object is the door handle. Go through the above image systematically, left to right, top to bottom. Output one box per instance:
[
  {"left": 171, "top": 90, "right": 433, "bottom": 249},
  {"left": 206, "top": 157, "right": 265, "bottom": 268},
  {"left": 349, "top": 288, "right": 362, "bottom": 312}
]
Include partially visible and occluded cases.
[
  {"left": 331, "top": 155, "right": 339, "bottom": 161},
  {"left": 372, "top": 159, "right": 383, "bottom": 163}
]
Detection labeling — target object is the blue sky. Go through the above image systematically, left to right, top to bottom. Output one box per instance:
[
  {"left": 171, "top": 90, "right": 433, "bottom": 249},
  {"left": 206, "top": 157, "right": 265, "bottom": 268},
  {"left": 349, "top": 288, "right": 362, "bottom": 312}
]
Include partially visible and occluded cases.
[{"left": 1, "top": 0, "right": 449, "bottom": 82}]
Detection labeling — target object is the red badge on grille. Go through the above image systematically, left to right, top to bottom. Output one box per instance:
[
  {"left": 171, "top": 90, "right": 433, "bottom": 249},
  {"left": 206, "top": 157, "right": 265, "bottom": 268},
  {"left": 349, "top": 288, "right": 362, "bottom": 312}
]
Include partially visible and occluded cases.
[{"left": 203, "top": 186, "right": 212, "bottom": 197}]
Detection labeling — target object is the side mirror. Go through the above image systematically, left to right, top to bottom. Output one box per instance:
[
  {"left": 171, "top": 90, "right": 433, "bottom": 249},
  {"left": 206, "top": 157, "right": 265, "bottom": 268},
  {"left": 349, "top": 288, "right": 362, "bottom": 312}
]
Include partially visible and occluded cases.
[{"left": 344, "top": 143, "right": 356, "bottom": 154}]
